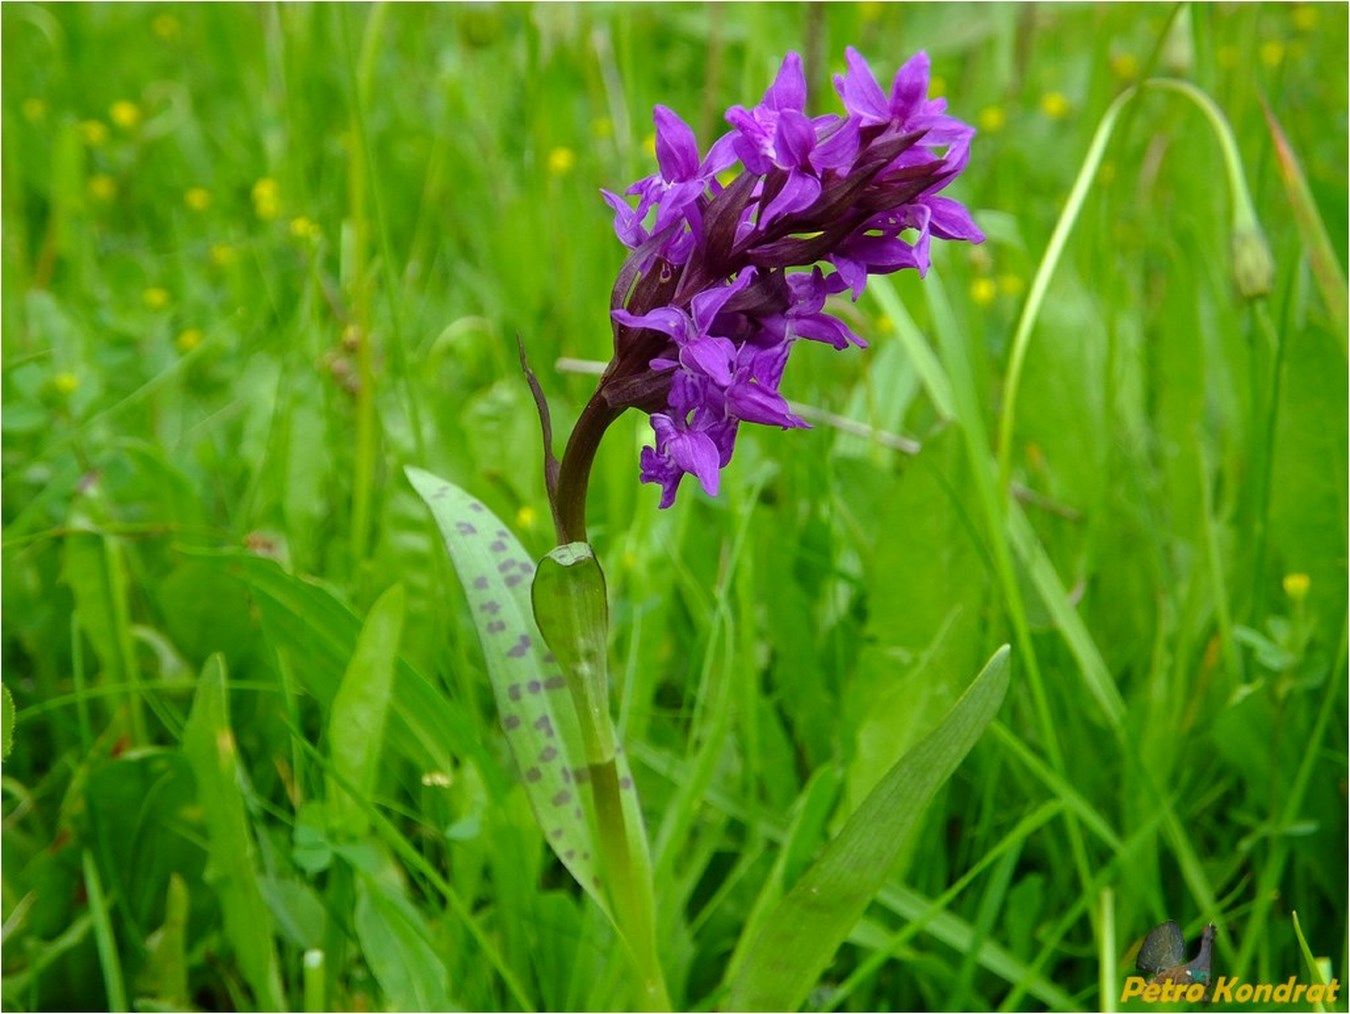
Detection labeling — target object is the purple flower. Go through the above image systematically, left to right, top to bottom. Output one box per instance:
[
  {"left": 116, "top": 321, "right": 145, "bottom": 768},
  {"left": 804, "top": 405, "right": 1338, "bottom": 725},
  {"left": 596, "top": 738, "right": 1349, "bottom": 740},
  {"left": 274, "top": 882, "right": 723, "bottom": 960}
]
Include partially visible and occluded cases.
[
  {"left": 593, "top": 47, "right": 983, "bottom": 508},
  {"left": 602, "top": 106, "right": 736, "bottom": 265}
]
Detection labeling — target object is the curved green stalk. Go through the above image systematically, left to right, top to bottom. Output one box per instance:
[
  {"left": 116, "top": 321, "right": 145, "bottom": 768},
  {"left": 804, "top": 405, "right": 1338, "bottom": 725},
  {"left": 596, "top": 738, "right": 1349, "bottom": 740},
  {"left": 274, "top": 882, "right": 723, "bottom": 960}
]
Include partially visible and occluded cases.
[{"left": 996, "top": 77, "right": 1273, "bottom": 494}]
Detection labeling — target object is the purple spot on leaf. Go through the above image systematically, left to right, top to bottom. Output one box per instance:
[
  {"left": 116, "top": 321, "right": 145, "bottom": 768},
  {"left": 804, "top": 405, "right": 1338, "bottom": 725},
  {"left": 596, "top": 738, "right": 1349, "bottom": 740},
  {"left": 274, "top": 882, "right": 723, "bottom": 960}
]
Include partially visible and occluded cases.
[
  {"left": 469, "top": 501, "right": 484, "bottom": 512},
  {"left": 455, "top": 521, "right": 476, "bottom": 535},
  {"left": 490, "top": 540, "right": 507, "bottom": 553},
  {"left": 498, "top": 561, "right": 515, "bottom": 574},
  {"left": 505, "top": 574, "right": 522, "bottom": 587},
  {"left": 474, "top": 576, "right": 489, "bottom": 590},
  {"left": 480, "top": 601, "right": 501, "bottom": 614},
  {"left": 488, "top": 620, "right": 506, "bottom": 634},
  {"left": 507, "top": 635, "right": 532, "bottom": 658},
  {"left": 543, "top": 652, "right": 556, "bottom": 664},
  {"left": 543, "top": 675, "right": 565, "bottom": 690},
  {"left": 527, "top": 679, "right": 542, "bottom": 694},
  {"left": 507, "top": 684, "right": 521, "bottom": 701},
  {"left": 503, "top": 714, "right": 520, "bottom": 730},
  {"left": 533, "top": 715, "right": 554, "bottom": 737},
  {"left": 540, "top": 745, "right": 558, "bottom": 763},
  {"left": 526, "top": 767, "right": 541, "bottom": 782},
  {"left": 572, "top": 767, "right": 591, "bottom": 784},
  {"left": 619, "top": 776, "right": 634, "bottom": 790},
  {"left": 552, "top": 789, "right": 572, "bottom": 806},
  {"left": 551, "top": 827, "right": 563, "bottom": 840},
  {"left": 564, "top": 848, "right": 576, "bottom": 860}
]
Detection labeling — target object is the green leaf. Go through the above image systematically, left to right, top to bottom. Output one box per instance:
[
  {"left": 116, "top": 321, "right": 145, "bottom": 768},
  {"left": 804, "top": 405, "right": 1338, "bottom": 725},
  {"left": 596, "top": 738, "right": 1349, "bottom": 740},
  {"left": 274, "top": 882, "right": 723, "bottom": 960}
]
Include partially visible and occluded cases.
[
  {"left": 406, "top": 466, "right": 606, "bottom": 912},
  {"left": 531, "top": 542, "right": 612, "bottom": 764},
  {"left": 191, "top": 548, "right": 492, "bottom": 785},
  {"left": 327, "top": 583, "right": 405, "bottom": 836},
  {"left": 724, "top": 646, "right": 1012, "bottom": 1012},
  {"left": 182, "top": 654, "right": 286, "bottom": 1011},
  {"left": 2, "top": 683, "right": 14, "bottom": 759},
  {"left": 136, "top": 873, "right": 190, "bottom": 1010},
  {"left": 354, "top": 874, "right": 453, "bottom": 1012},
  {"left": 1291, "top": 911, "right": 1330, "bottom": 1014}
]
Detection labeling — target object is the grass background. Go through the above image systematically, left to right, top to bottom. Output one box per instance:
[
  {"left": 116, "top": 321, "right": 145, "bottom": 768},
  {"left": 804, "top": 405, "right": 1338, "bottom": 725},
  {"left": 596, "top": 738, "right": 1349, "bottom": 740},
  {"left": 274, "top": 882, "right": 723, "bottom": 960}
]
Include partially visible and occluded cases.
[{"left": 3, "top": 2, "right": 1347, "bottom": 1011}]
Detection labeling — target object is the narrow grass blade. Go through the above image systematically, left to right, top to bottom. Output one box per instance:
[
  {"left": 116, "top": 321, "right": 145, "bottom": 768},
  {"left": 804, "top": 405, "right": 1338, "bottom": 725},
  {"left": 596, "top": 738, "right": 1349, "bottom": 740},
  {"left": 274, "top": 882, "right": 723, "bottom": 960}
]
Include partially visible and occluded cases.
[
  {"left": 1262, "top": 101, "right": 1349, "bottom": 344},
  {"left": 867, "top": 275, "right": 956, "bottom": 420},
  {"left": 407, "top": 466, "right": 606, "bottom": 913},
  {"left": 1006, "top": 501, "right": 1126, "bottom": 729},
  {"left": 192, "top": 548, "right": 489, "bottom": 782},
  {"left": 327, "top": 583, "right": 405, "bottom": 836},
  {"left": 725, "top": 646, "right": 1011, "bottom": 1011},
  {"left": 182, "top": 654, "right": 286, "bottom": 1010},
  {"left": 2, "top": 683, "right": 14, "bottom": 758},
  {"left": 82, "top": 850, "right": 128, "bottom": 1013},
  {"left": 137, "top": 873, "right": 190, "bottom": 1010},
  {"left": 354, "top": 874, "right": 454, "bottom": 1012},
  {"left": 1291, "top": 911, "right": 1330, "bottom": 1014}
]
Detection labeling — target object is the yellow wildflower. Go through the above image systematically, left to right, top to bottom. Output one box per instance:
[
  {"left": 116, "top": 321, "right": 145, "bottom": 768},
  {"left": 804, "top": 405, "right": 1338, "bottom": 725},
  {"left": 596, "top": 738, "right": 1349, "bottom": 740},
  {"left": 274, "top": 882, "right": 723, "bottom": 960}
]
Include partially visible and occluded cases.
[
  {"left": 859, "top": 1, "right": 884, "bottom": 23},
  {"left": 1293, "top": 5, "right": 1318, "bottom": 31},
  {"left": 151, "top": 12, "right": 181, "bottom": 40},
  {"left": 1260, "top": 40, "right": 1285, "bottom": 68},
  {"left": 1216, "top": 44, "right": 1239, "bottom": 70},
  {"left": 1110, "top": 52, "right": 1140, "bottom": 80},
  {"left": 929, "top": 75, "right": 946, "bottom": 99},
  {"left": 1040, "top": 92, "right": 1070, "bottom": 119},
  {"left": 22, "top": 98, "right": 46, "bottom": 123},
  {"left": 110, "top": 100, "right": 141, "bottom": 130},
  {"left": 977, "top": 105, "right": 1006, "bottom": 133},
  {"left": 590, "top": 116, "right": 613, "bottom": 139},
  {"left": 79, "top": 120, "right": 109, "bottom": 147},
  {"left": 642, "top": 131, "right": 657, "bottom": 158},
  {"left": 547, "top": 146, "right": 576, "bottom": 176},
  {"left": 87, "top": 174, "right": 117, "bottom": 202},
  {"left": 252, "top": 177, "right": 280, "bottom": 220},
  {"left": 184, "top": 187, "right": 211, "bottom": 212},
  {"left": 289, "top": 216, "right": 321, "bottom": 241},
  {"left": 209, "top": 242, "right": 237, "bottom": 268},
  {"left": 997, "top": 273, "right": 1025, "bottom": 297},
  {"left": 970, "top": 277, "right": 998, "bottom": 307},
  {"left": 143, "top": 287, "right": 170, "bottom": 311},
  {"left": 875, "top": 314, "right": 894, "bottom": 334},
  {"left": 176, "top": 328, "right": 203, "bottom": 352},
  {"left": 54, "top": 372, "right": 80, "bottom": 396},
  {"left": 516, "top": 505, "right": 538, "bottom": 530},
  {"left": 1283, "top": 573, "right": 1310, "bottom": 601}
]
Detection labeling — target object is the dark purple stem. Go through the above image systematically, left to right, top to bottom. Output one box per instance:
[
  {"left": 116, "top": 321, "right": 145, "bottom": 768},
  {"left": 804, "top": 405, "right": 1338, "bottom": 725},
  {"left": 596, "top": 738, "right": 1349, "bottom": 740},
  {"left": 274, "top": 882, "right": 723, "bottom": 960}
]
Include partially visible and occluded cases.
[{"left": 553, "top": 390, "right": 625, "bottom": 544}]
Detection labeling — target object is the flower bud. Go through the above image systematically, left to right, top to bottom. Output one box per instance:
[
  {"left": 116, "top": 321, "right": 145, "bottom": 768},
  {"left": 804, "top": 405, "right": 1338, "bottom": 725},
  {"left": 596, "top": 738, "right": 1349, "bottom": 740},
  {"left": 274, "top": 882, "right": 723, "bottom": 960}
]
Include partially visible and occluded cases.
[{"left": 1232, "top": 221, "right": 1275, "bottom": 300}]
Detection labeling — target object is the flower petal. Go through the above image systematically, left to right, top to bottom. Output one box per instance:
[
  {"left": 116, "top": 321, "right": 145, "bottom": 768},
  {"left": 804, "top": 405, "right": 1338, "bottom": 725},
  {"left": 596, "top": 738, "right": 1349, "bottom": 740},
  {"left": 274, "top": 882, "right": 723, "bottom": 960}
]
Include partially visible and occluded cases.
[
  {"left": 834, "top": 46, "right": 890, "bottom": 124},
  {"left": 764, "top": 51, "right": 807, "bottom": 112},
  {"left": 890, "top": 51, "right": 931, "bottom": 123},
  {"left": 653, "top": 105, "right": 701, "bottom": 182},
  {"left": 774, "top": 109, "right": 816, "bottom": 169},
  {"left": 810, "top": 115, "right": 860, "bottom": 174},
  {"left": 762, "top": 169, "right": 821, "bottom": 225},
  {"left": 925, "top": 195, "right": 984, "bottom": 243},
  {"left": 612, "top": 306, "right": 691, "bottom": 342},
  {"left": 680, "top": 335, "right": 738, "bottom": 386},
  {"left": 726, "top": 377, "right": 806, "bottom": 428}
]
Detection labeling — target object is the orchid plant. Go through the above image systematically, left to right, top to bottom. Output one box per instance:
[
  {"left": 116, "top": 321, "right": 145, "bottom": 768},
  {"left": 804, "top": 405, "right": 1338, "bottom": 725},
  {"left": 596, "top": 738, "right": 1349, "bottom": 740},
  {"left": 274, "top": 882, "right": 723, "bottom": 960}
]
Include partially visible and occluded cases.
[{"left": 410, "top": 48, "right": 1010, "bottom": 1011}]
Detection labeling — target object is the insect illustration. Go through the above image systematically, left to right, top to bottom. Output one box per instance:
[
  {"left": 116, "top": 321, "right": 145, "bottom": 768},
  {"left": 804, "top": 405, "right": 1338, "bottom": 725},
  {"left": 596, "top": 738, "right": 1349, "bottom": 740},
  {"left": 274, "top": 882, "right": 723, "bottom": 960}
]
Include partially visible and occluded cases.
[{"left": 1136, "top": 920, "right": 1217, "bottom": 986}]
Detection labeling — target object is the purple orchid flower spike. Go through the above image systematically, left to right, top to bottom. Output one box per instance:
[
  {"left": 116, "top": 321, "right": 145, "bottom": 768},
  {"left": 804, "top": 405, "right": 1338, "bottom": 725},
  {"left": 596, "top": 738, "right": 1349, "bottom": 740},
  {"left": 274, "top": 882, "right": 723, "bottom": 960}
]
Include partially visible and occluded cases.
[{"left": 548, "top": 47, "right": 984, "bottom": 540}]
